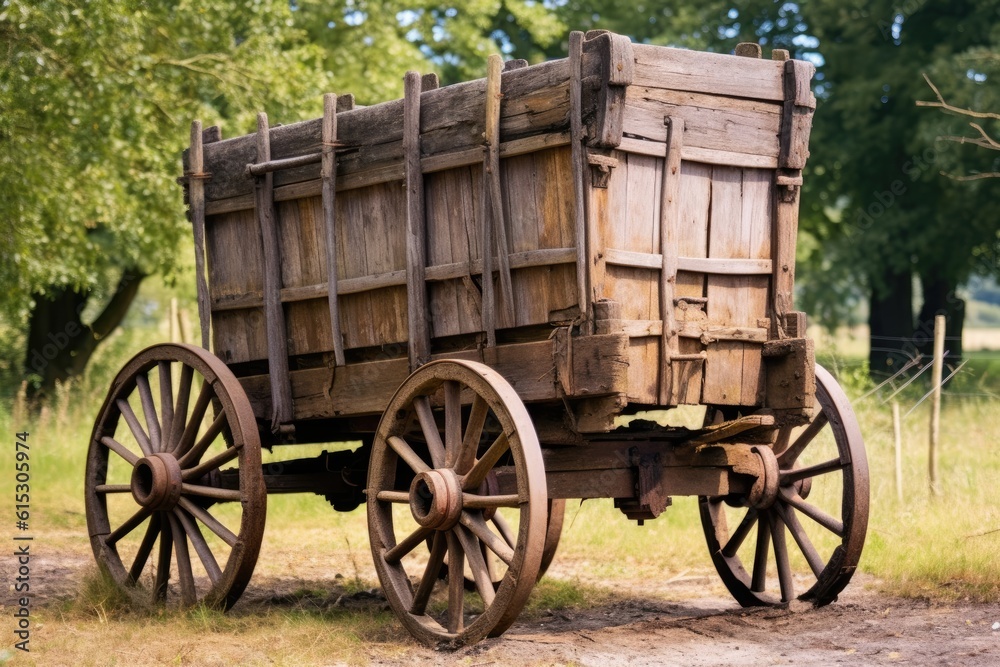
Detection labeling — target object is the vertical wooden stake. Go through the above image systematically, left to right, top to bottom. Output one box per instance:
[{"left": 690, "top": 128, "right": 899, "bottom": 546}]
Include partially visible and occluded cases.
[
  {"left": 568, "top": 31, "right": 589, "bottom": 326},
  {"left": 484, "top": 54, "right": 515, "bottom": 329},
  {"left": 404, "top": 72, "right": 430, "bottom": 370},
  {"left": 321, "top": 93, "right": 345, "bottom": 367},
  {"left": 254, "top": 112, "right": 293, "bottom": 431},
  {"left": 658, "top": 117, "right": 684, "bottom": 406},
  {"left": 188, "top": 120, "right": 211, "bottom": 350},
  {"left": 928, "top": 314, "right": 945, "bottom": 497},
  {"left": 892, "top": 400, "right": 903, "bottom": 503}
]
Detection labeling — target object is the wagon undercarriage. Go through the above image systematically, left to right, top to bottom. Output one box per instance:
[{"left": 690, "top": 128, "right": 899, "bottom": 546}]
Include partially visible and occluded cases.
[{"left": 84, "top": 29, "right": 870, "bottom": 648}]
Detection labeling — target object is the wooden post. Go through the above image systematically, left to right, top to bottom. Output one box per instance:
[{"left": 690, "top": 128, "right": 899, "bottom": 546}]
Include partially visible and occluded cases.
[
  {"left": 568, "top": 31, "right": 589, "bottom": 327},
  {"left": 484, "top": 54, "right": 515, "bottom": 330},
  {"left": 404, "top": 72, "right": 430, "bottom": 370},
  {"left": 321, "top": 93, "right": 345, "bottom": 367},
  {"left": 253, "top": 112, "right": 293, "bottom": 432},
  {"left": 658, "top": 117, "right": 684, "bottom": 406},
  {"left": 188, "top": 121, "right": 211, "bottom": 350},
  {"left": 929, "top": 314, "right": 945, "bottom": 497},
  {"left": 892, "top": 400, "right": 903, "bottom": 503}
]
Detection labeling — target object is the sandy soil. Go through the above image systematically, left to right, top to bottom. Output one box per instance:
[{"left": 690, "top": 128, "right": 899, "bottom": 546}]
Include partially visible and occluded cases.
[{"left": 6, "top": 545, "right": 999, "bottom": 666}]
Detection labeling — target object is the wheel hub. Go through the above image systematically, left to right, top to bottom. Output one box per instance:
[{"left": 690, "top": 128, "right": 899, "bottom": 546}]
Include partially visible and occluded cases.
[
  {"left": 130, "top": 453, "right": 183, "bottom": 511},
  {"left": 409, "top": 468, "right": 463, "bottom": 530}
]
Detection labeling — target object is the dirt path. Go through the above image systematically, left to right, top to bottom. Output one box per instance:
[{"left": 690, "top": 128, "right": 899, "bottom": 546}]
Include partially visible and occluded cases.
[{"left": 6, "top": 548, "right": 1000, "bottom": 665}]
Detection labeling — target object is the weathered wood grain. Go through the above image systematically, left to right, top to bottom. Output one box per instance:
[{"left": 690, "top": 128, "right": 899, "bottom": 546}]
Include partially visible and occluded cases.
[
  {"left": 632, "top": 43, "right": 785, "bottom": 101},
  {"left": 404, "top": 72, "right": 430, "bottom": 369},
  {"left": 623, "top": 87, "right": 781, "bottom": 162},
  {"left": 321, "top": 93, "right": 345, "bottom": 366},
  {"left": 252, "top": 113, "right": 293, "bottom": 429},
  {"left": 658, "top": 117, "right": 684, "bottom": 405},
  {"left": 187, "top": 121, "right": 211, "bottom": 350}
]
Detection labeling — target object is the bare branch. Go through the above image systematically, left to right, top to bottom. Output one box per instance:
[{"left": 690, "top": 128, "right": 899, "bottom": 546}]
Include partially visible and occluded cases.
[
  {"left": 916, "top": 73, "right": 1000, "bottom": 120},
  {"left": 941, "top": 171, "right": 1000, "bottom": 181}
]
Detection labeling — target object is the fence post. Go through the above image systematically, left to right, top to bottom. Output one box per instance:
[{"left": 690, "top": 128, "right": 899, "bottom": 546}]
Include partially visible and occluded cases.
[
  {"left": 928, "top": 314, "right": 945, "bottom": 497},
  {"left": 892, "top": 400, "right": 903, "bottom": 502}
]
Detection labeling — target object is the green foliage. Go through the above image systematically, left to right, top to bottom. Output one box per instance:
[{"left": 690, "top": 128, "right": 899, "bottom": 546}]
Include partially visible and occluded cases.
[{"left": 0, "top": 0, "right": 330, "bottom": 325}]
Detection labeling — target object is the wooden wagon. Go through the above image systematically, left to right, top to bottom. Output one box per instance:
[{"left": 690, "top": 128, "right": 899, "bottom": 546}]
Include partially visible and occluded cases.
[{"left": 85, "top": 30, "right": 869, "bottom": 647}]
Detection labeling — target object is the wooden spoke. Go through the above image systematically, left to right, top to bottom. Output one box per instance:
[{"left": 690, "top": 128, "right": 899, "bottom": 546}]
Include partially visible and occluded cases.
[
  {"left": 87, "top": 344, "right": 266, "bottom": 611},
  {"left": 368, "top": 358, "right": 546, "bottom": 645},
  {"left": 158, "top": 361, "right": 174, "bottom": 453},
  {"left": 169, "top": 364, "right": 194, "bottom": 453},
  {"left": 700, "top": 364, "right": 868, "bottom": 608},
  {"left": 135, "top": 374, "right": 162, "bottom": 453},
  {"left": 174, "top": 380, "right": 213, "bottom": 459},
  {"left": 443, "top": 380, "right": 463, "bottom": 468},
  {"left": 458, "top": 395, "right": 489, "bottom": 474},
  {"left": 413, "top": 396, "right": 445, "bottom": 468},
  {"left": 116, "top": 399, "right": 153, "bottom": 457},
  {"left": 176, "top": 412, "right": 226, "bottom": 470},
  {"left": 778, "top": 412, "right": 829, "bottom": 466},
  {"left": 462, "top": 432, "right": 509, "bottom": 491},
  {"left": 387, "top": 435, "right": 430, "bottom": 475},
  {"left": 100, "top": 436, "right": 139, "bottom": 466},
  {"left": 181, "top": 444, "right": 242, "bottom": 482},
  {"left": 779, "top": 458, "right": 846, "bottom": 485},
  {"left": 180, "top": 483, "right": 242, "bottom": 502},
  {"left": 95, "top": 484, "right": 132, "bottom": 494},
  {"left": 779, "top": 489, "right": 844, "bottom": 537},
  {"left": 375, "top": 490, "right": 411, "bottom": 504},
  {"left": 463, "top": 493, "right": 520, "bottom": 509},
  {"left": 177, "top": 496, "right": 238, "bottom": 547},
  {"left": 775, "top": 503, "right": 825, "bottom": 578},
  {"left": 106, "top": 507, "right": 152, "bottom": 546},
  {"left": 721, "top": 507, "right": 758, "bottom": 559},
  {"left": 175, "top": 508, "right": 223, "bottom": 585},
  {"left": 460, "top": 511, "right": 514, "bottom": 565},
  {"left": 491, "top": 511, "right": 516, "bottom": 548},
  {"left": 128, "top": 513, "right": 161, "bottom": 583},
  {"left": 168, "top": 513, "right": 197, "bottom": 606},
  {"left": 751, "top": 513, "right": 770, "bottom": 593},
  {"left": 769, "top": 513, "right": 794, "bottom": 603},
  {"left": 154, "top": 518, "right": 173, "bottom": 601},
  {"left": 383, "top": 525, "right": 434, "bottom": 563},
  {"left": 456, "top": 525, "right": 496, "bottom": 606},
  {"left": 410, "top": 532, "right": 447, "bottom": 615},
  {"left": 446, "top": 532, "right": 465, "bottom": 634}
]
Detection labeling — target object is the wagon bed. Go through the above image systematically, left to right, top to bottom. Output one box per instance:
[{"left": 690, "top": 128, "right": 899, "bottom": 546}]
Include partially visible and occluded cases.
[{"left": 86, "top": 30, "right": 868, "bottom": 649}]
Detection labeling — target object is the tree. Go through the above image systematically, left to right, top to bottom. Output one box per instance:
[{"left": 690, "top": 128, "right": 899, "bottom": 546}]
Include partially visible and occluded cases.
[{"left": 1, "top": 0, "right": 334, "bottom": 397}]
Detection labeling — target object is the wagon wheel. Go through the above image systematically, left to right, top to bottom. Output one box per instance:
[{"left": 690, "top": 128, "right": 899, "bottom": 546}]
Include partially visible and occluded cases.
[
  {"left": 85, "top": 343, "right": 266, "bottom": 609},
  {"left": 368, "top": 359, "right": 547, "bottom": 647},
  {"left": 699, "top": 364, "right": 869, "bottom": 607},
  {"left": 435, "top": 497, "right": 565, "bottom": 589}
]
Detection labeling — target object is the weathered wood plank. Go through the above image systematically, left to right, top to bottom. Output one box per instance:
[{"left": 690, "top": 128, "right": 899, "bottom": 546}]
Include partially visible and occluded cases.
[
  {"left": 569, "top": 31, "right": 590, "bottom": 327},
  {"left": 632, "top": 43, "right": 785, "bottom": 101},
  {"left": 484, "top": 54, "right": 515, "bottom": 331},
  {"left": 404, "top": 72, "right": 430, "bottom": 369},
  {"left": 623, "top": 87, "right": 781, "bottom": 160},
  {"left": 322, "top": 93, "right": 345, "bottom": 366},
  {"left": 252, "top": 113, "right": 293, "bottom": 430},
  {"left": 658, "top": 117, "right": 684, "bottom": 405},
  {"left": 187, "top": 121, "right": 211, "bottom": 350},
  {"left": 603, "top": 249, "right": 772, "bottom": 275},
  {"left": 240, "top": 334, "right": 629, "bottom": 420}
]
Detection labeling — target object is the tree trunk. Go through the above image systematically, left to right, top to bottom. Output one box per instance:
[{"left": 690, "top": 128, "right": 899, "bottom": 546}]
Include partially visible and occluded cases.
[
  {"left": 868, "top": 268, "right": 914, "bottom": 378},
  {"left": 23, "top": 269, "right": 146, "bottom": 401},
  {"left": 915, "top": 274, "right": 965, "bottom": 366}
]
